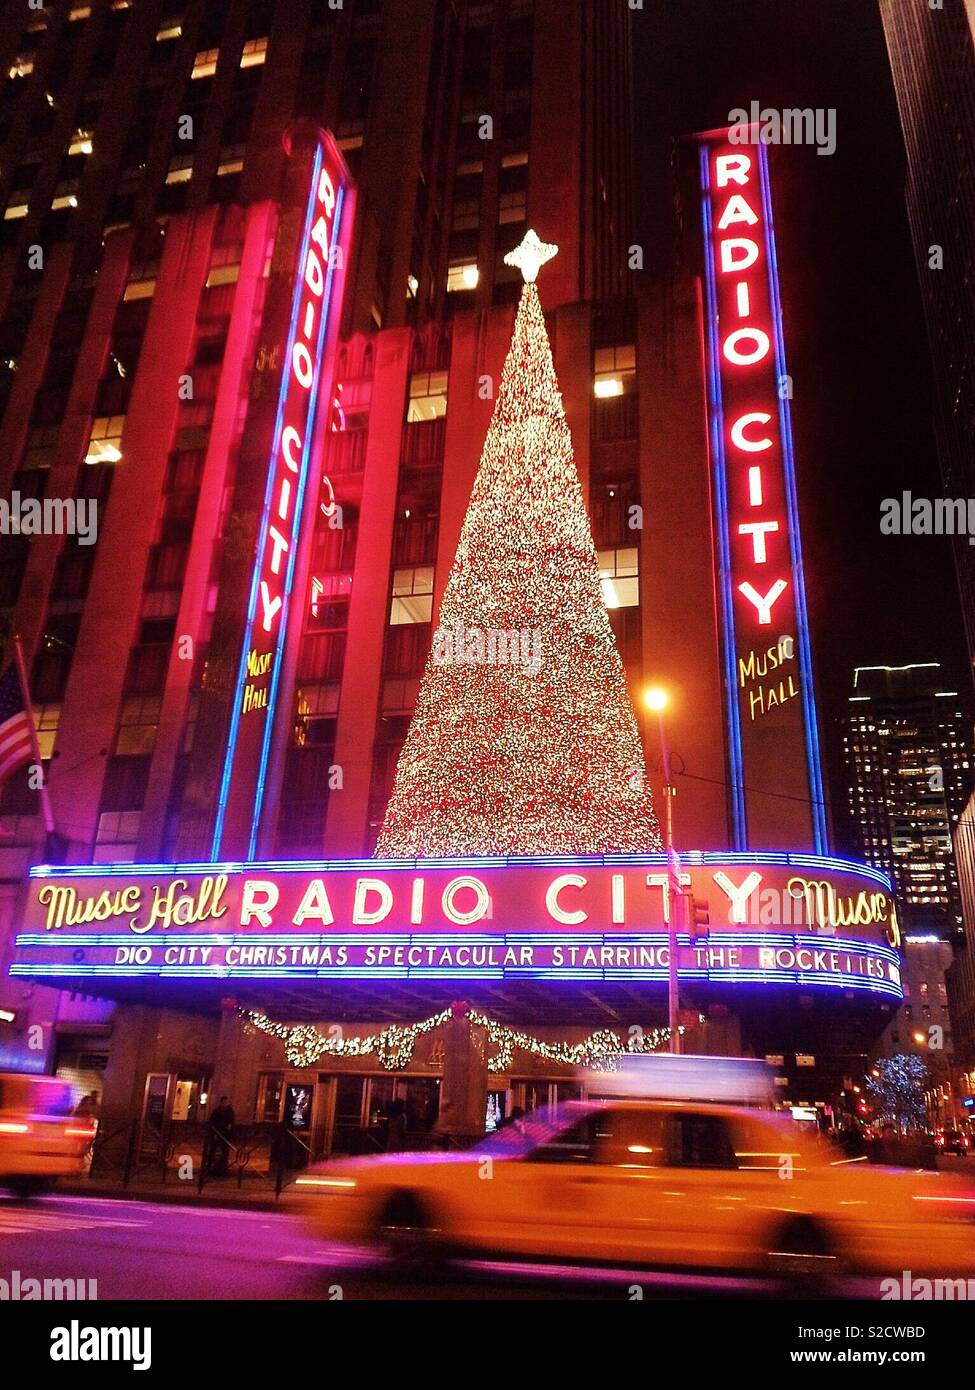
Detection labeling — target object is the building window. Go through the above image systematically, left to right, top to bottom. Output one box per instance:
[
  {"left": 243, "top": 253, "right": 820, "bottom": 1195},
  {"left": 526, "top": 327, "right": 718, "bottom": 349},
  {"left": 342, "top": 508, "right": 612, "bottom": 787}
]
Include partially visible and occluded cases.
[
  {"left": 156, "top": 21, "right": 182, "bottom": 41},
  {"left": 240, "top": 37, "right": 268, "bottom": 68},
  {"left": 191, "top": 48, "right": 219, "bottom": 79},
  {"left": 8, "top": 57, "right": 35, "bottom": 79},
  {"left": 67, "top": 129, "right": 94, "bottom": 156},
  {"left": 165, "top": 158, "right": 193, "bottom": 185},
  {"left": 4, "top": 200, "right": 29, "bottom": 220},
  {"left": 446, "top": 261, "right": 479, "bottom": 293},
  {"left": 204, "top": 262, "right": 239, "bottom": 288},
  {"left": 594, "top": 344, "right": 635, "bottom": 398},
  {"left": 407, "top": 371, "right": 448, "bottom": 422},
  {"left": 85, "top": 416, "right": 125, "bottom": 464},
  {"left": 598, "top": 547, "right": 639, "bottom": 609},
  {"left": 390, "top": 566, "right": 434, "bottom": 625},
  {"left": 116, "top": 696, "right": 162, "bottom": 755},
  {"left": 33, "top": 703, "right": 61, "bottom": 760},
  {"left": 94, "top": 811, "right": 140, "bottom": 863}
]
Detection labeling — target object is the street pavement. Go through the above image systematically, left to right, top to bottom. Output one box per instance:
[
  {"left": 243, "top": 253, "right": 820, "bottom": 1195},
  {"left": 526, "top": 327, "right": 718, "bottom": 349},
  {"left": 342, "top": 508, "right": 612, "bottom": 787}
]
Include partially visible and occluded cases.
[{"left": 0, "top": 1192, "right": 887, "bottom": 1300}]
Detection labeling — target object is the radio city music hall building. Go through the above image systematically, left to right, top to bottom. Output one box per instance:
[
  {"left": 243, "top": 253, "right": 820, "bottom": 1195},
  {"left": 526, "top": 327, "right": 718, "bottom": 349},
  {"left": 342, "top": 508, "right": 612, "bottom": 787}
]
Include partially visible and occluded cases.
[{"left": 0, "top": 0, "right": 902, "bottom": 1154}]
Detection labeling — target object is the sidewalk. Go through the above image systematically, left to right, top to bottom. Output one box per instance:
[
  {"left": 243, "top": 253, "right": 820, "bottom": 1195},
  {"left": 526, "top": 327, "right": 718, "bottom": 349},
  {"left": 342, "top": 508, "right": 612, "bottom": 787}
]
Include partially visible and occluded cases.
[{"left": 55, "top": 1171, "right": 306, "bottom": 1211}]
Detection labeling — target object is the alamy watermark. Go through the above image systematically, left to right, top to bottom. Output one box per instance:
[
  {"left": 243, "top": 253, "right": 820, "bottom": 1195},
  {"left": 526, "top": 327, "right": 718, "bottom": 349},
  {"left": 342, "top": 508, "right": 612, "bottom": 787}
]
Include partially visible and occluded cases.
[
  {"left": 728, "top": 102, "right": 836, "bottom": 156},
  {"left": 0, "top": 492, "right": 97, "bottom": 545},
  {"left": 881, "top": 493, "right": 975, "bottom": 546},
  {"left": 431, "top": 623, "right": 543, "bottom": 677},
  {"left": 1, "top": 1268, "right": 97, "bottom": 1300}
]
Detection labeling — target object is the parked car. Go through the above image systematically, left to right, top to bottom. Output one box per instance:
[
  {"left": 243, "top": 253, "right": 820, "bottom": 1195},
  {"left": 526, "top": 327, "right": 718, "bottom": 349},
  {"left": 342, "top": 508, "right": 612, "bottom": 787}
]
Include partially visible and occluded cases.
[
  {"left": 0, "top": 1073, "right": 96, "bottom": 1198},
  {"left": 936, "top": 1129, "right": 970, "bottom": 1157}
]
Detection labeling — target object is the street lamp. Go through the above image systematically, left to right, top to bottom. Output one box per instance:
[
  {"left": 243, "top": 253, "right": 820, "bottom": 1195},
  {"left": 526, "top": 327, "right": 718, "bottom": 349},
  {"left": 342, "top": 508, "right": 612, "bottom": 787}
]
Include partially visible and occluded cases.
[{"left": 643, "top": 686, "right": 681, "bottom": 1055}]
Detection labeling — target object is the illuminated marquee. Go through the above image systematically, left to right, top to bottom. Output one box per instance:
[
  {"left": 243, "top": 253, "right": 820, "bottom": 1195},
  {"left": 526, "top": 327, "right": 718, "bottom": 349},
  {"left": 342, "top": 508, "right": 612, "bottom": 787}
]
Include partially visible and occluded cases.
[
  {"left": 213, "top": 132, "right": 351, "bottom": 859},
  {"left": 699, "top": 132, "right": 827, "bottom": 852},
  {"left": 12, "top": 853, "right": 902, "bottom": 999}
]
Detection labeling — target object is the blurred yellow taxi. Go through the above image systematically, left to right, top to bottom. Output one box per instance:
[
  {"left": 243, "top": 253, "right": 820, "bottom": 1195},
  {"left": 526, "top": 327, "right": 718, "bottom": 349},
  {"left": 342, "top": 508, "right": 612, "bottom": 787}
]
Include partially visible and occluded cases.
[
  {"left": 0, "top": 1072, "right": 96, "bottom": 1198},
  {"left": 298, "top": 1098, "right": 975, "bottom": 1285}
]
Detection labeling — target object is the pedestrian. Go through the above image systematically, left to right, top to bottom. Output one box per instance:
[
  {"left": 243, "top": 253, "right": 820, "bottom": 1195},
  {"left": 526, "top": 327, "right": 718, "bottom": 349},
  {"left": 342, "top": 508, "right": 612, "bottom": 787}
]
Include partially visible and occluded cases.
[
  {"left": 73, "top": 1091, "right": 100, "bottom": 1121},
  {"left": 208, "top": 1095, "right": 235, "bottom": 1177},
  {"left": 385, "top": 1098, "right": 407, "bottom": 1152}
]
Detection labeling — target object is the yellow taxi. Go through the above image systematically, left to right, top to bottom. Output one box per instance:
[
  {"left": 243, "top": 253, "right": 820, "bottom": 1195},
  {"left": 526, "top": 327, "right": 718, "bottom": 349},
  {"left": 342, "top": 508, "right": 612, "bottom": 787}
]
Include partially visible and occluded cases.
[
  {"left": 0, "top": 1072, "right": 96, "bottom": 1198},
  {"left": 298, "top": 1095, "right": 975, "bottom": 1285}
]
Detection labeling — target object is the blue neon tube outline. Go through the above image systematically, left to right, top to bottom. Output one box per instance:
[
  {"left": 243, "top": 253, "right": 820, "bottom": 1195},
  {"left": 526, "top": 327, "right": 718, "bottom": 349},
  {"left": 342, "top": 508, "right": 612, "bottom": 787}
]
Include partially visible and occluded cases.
[
  {"left": 211, "top": 143, "right": 341, "bottom": 860},
  {"left": 699, "top": 143, "right": 748, "bottom": 845},
  {"left": 757, "top": 143, "right": 829, "bottom": 853},
  {"left": 249, "top": 181, "right": 346, "bottom": 859},
  {"left": 27, "top": 848, "right": 893, "bottom": 890}
]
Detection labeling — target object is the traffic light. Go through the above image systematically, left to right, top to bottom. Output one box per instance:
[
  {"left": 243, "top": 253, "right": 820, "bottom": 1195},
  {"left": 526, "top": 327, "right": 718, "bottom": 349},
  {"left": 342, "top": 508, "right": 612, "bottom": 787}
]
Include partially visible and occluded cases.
[{"left": 690, "top": 895, "right": 710, "bottom": 943}]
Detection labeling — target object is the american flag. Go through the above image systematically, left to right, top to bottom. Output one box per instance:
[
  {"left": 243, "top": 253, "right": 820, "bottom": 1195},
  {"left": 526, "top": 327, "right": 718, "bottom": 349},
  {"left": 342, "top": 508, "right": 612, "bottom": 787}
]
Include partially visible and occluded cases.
[{"left": 0, "top": 662, "right": 34, "bottom": 787}]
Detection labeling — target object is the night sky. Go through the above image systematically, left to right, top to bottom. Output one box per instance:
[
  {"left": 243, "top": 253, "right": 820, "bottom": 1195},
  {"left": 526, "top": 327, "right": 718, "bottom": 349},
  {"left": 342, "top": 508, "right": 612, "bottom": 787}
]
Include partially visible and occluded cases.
[{"left": 632, "top": 0, "right": 969, "bottom": 838}]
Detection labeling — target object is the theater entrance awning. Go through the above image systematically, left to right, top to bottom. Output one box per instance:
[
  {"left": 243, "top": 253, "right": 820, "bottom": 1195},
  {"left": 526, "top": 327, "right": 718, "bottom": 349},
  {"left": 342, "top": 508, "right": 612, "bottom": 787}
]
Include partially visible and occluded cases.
[{"left": 9, "top": 852, "right": 901, "bottom": 1029}]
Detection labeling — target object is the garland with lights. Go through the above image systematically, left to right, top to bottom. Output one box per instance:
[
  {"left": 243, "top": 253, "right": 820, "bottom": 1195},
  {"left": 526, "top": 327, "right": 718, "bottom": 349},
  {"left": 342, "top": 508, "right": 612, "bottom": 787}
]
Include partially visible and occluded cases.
[
  {"left": 375, "top": 229, "right": 661, "bottom": 857},
  {"left": 245, "top": 1005, "right": 693, "bottom": 1073}
]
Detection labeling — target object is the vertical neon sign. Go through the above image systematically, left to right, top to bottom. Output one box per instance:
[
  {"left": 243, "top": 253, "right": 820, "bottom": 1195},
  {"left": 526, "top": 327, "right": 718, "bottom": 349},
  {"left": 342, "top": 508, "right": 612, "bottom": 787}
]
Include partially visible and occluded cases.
[
  {"left": 699, "top": 132, "right": 827, "bottom": 854},
  {"left": 212, "top": 134, "right": 349, "bottom": 860}
]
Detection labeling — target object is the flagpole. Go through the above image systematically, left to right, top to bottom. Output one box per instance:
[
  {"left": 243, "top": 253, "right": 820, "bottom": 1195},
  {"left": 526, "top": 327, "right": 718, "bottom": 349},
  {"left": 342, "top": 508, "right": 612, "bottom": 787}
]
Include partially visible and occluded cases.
[{"left": 11, "top": 634, "right": 55, "bottom": 836}]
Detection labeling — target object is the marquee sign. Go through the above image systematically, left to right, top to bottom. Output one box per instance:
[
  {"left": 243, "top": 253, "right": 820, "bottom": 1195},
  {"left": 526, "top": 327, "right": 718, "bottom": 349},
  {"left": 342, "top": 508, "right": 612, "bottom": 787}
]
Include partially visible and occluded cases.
[
  {"left": 212, "top": 131, "right": 351, "bottom": 861},
  {"left": 698, "top": 131, "right": 827, "bottom": 853},
  {"left": 11, "top": 854, "right": 902, "bottom": 999}
]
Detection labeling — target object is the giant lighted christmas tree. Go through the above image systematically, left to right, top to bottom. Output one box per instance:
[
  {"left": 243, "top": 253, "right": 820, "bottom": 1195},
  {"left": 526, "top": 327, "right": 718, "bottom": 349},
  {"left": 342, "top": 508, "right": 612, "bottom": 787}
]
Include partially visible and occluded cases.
[{"left": 376, "top": 231, "right": 661, "bottom": 857}]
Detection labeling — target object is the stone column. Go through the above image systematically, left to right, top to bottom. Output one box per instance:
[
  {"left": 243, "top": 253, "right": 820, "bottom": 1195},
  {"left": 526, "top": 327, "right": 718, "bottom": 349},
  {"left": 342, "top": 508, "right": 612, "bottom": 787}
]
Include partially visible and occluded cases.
[{"left": 436, "top": 1003, "right": 488, "bottom": 1146}]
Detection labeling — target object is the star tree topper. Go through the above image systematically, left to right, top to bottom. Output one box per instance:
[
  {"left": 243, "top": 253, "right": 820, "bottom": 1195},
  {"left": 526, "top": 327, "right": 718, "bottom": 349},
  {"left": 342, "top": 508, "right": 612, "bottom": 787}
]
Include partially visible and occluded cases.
[{"left": 503, "top": 228, "right": 559, "bottom": 283}]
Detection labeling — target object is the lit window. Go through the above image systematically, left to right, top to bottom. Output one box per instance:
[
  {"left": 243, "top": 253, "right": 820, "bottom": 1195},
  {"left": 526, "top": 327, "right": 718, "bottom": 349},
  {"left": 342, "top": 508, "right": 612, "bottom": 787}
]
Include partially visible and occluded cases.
[
  {"left": 69, "top": 5, "right": 92, "bottom": 18},
  {"left": 156, "top": 22, "right": 182, "bottom": 41},
  {"left": 240, "top": 37, "right": 268, "bottom": 68},
  {"left": 191, "top": 48, "right": 219, "bottom": 79},
  {"left": 9, "top": 56, "right": 34, "bottom": 79},
  {"left": 68, "top": 129, "right": 93, "bottom": 156},
  {"left": 501, "top": 151, "right": 529, "bottom": 169},
  {"left": 216, "top": 155, "right": 244, "bottom": 177},
  {"left": 455, "top": 158, "right": 484, "bottom": 176},
  {"left": 165, "top": 159, "right": 193, "bottom": 184},
  {"left": 51, "top": 192, "right": 79, "bottom": 211},
  {"left": 4, "top": 201, "right": 28, "bottom": 221},
  {"left": 446, "top": 261, "right": 479, "bottom": 293},
  {"left": 205, "top": 263, "right": 240, "bottom": 288},
  {"left": 124, "top": 266, "right": 157, "bottom": 301},
  {"left": 406, "top": 274, "right": 419, "bottom": 299},
  {"left": 594, "top": 345, "right": 636, "bottom": 398},
  {"left": 407, "top": 370, "right": 448, "bottom": 422},
  {"left": 85, "top": 416, "right": 125, "bottom": 464},
  {"left": 598, "top": 548, "right": 639, "bottom": 609},
  {"left": 390, "top": 567, "right": 434, "bottom": 625},
  {"left": 33, "top": 703, "right": 61, "bottom": 761},
  {"left": 94, "top": 811, "right": 140, "bottom": 863}
]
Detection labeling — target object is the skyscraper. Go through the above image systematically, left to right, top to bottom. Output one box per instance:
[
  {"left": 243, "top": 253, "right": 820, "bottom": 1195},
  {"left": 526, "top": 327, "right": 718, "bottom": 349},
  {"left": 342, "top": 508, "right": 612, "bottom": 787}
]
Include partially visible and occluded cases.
[
  {"left": 878, "top": 0, "right": 975, "bottom": 674},
  {"left": 842, "top": 663, "right": 972, "bottom": 940}
]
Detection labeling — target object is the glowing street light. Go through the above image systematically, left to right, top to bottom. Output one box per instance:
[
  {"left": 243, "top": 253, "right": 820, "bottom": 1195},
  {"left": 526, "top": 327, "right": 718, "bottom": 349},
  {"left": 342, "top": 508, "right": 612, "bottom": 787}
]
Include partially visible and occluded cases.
[{"left": 643, "top": 685, "right": 681, "bottom": 1054}]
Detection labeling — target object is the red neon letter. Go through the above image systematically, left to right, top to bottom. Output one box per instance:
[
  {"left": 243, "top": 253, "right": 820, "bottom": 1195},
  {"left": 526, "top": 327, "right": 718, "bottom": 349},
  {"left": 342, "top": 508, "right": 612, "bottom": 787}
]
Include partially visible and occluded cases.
[
  {"left": 715, "top": 152, "right": 752, "bottom": 187},
  {"left": 717, "top": 194, "right": 759, "bottom": 230},
  {"left": 719, "top": 238, "right": 759, "bottom": 273},
  {"left": 723, "top": 327, "right": 770, "bottom": 366},
  {"left": 730, "top": 411, "right": 773, "bottom": 452},
  {"left": 738, "top": 520, "right": 780, "bottom": 563},
  {"left": 738, "top": 579, "right": 787, "bottom": 624}
]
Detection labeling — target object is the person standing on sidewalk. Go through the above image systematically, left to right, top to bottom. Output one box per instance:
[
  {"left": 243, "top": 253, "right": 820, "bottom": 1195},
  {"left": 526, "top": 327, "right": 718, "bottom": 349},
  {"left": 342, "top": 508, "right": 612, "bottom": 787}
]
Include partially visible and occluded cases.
[{"left": 208, "top": 1096, "right": 235, "bottom": 1177}]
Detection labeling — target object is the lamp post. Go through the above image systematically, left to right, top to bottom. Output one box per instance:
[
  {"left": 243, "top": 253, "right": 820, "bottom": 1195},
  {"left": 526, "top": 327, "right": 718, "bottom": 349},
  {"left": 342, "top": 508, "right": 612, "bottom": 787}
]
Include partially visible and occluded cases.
[{"left": 644, "top": 687, "right": 682, "bottom": 1055}]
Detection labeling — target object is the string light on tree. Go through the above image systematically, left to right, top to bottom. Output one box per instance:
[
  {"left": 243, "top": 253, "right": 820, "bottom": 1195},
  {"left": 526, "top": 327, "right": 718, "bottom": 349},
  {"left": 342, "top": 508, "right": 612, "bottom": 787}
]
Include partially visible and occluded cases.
[{"left": 376, "top": 229, "right": 661, "bottom": 857}]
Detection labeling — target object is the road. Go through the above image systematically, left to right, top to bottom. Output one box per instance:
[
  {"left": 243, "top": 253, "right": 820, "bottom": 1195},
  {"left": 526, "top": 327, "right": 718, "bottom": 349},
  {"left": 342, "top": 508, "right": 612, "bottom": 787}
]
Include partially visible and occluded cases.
[{"left": 0, "top": 1193, "right": 886, "bottom": 1300}]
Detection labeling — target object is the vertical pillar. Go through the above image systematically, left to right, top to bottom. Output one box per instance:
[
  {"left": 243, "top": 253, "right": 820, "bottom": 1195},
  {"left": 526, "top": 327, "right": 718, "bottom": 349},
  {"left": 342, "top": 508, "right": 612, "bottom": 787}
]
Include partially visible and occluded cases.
[
  {"left": 209, "top": 998, "right": 256, "bottom": 1121},
  {"left": 436, "top": 1003, "right": 487, "bottom": 1145}
]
